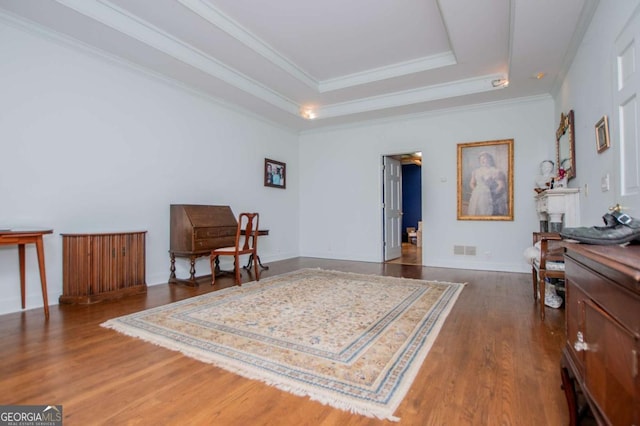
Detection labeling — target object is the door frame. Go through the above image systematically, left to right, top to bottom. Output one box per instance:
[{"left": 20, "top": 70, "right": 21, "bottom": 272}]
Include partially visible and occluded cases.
[{"left": 381, "top": 152, "right": 423, "bottom": 264}]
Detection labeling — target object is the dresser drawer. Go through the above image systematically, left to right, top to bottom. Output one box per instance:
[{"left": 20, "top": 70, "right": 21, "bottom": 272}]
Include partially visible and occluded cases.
[
  {"left": 194, "top": 227, "right": 236, "bottom": 239},
  {"left": 194, "top": 236, "right": 235, "bottom": 250},
  {"left": 566, "top": 257, "right": 640, "bottom": 334}
]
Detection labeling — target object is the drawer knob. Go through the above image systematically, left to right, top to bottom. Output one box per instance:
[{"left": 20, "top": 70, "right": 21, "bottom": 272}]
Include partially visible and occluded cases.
[
  {"left": 573, "top": 331, "right": 596, "bottom": 352},
  {"left": 574, "top": 341, "right": 590, "bottom": 352}
]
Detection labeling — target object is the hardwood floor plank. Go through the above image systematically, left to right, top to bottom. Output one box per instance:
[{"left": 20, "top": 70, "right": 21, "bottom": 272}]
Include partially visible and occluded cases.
[{"left": 0, "top": 258, "right": 568, "bottom": 425}]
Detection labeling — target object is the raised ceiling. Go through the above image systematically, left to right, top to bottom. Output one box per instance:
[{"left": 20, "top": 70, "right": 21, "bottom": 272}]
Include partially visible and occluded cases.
[{"left": 0, "top": 0, "right": 597, "bottom": 131}]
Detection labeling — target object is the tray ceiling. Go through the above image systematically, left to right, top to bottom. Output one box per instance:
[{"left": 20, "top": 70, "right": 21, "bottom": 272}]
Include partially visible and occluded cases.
[{"left": 0, "top": 0, "right": 597, "bottom": 131}]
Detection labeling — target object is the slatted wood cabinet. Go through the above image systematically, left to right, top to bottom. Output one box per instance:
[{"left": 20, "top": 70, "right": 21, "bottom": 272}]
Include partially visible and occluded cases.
[{"left": 60, "top": 231, "right": 147, "bottom": 304}]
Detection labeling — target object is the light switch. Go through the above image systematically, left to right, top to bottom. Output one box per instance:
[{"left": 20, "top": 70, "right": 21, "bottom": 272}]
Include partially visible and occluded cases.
[{"left": 601, "top": 174, "right": 610, "bottom": 192}]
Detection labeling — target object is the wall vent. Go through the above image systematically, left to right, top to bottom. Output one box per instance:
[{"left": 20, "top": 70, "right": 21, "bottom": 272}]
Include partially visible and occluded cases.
[{"left": 454, "top": 245, "right": 477, "bottom": 255}]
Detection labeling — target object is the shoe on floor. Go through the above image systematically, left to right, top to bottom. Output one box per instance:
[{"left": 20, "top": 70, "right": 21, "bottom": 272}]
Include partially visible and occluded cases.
[{"left": 544, "top": 282, "right": 563, "bottom": 309}]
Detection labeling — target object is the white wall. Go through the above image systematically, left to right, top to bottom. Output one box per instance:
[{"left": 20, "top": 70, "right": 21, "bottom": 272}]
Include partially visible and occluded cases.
[
  {"left": 554, "top": 0, "right": 640, "bottom": 224},
  {"left": 0, "top": 21, "right": 299, "bottom": 315},
  {"left": 299, "top": 97, "right": 555, "bottom": 273}
]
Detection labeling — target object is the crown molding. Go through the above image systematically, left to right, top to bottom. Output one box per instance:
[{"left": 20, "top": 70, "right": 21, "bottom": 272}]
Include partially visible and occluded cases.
[
  {"left": 9, "top": 0, "right": 524, "bottom": 126},
  {"left": 56, "top": 0, "right": 300, "bottom": 115},
  {"left": 177, "top": 0, "right": 318, "bottom": 90},
  {"left": 180, "top": 0, "right": 458, "bottom": 93},
  {"left": 550, "top": 0, "right": 599, "bottom": 97},
  {"left": 0, "top": 10, "right": 298, "bottom": 134},
  {"left": 319, "top": 52, "right": 457, "bottom": 93},
  {"left": 313, "top": 74, "right": 506, "bottom": 119},
  {"left": 300, "top": 94, "right": 552, "bottom": 135}
]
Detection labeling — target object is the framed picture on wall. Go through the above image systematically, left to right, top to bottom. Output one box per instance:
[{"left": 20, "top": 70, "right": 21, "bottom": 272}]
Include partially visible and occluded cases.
[
  {"left": 595, "top": 115, "right": 610, "bottom": 153},
  {"left": 457, "top": 139, "right": 514, "bottom": 221},
  {"left": 264, "top": 158, "right": 286, "bottom": 189}
]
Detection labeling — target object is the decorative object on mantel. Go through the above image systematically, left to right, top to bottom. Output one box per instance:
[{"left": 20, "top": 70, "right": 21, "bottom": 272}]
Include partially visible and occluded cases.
[
  {"left": 595, "top": 115, "right": 610, "bottom": 153},
  {"left": 534, "top": 160, "right": 555, "bottom": 193},
  {"left": 555, "top": 166, "right": 568, "bottom": 188},
  {"left": 102, "top": 268, "right": 465, "bottom": 421}
]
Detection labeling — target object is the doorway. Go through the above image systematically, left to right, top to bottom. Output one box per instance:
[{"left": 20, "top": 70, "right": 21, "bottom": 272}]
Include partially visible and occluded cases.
[{"left": 383, "top": 152, "right": 423, "bottom": 265}]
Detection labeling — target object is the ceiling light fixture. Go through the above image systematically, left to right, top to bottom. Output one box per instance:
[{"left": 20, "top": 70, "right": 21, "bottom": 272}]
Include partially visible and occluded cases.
[
  {"left": 535, "top": 72, "right": 545, "bottom": 80},
  {"left": 491, "top": 78, "right": 509, "bottom": 88},
  {"left": 300, "top": 107, "right": 316, "bottom": 120}
]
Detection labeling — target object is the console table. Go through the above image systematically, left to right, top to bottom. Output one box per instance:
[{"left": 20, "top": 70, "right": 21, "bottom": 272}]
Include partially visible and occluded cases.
[
  {"left": 535, "top": 188, "right": 580, "bottom": 232},
  {"left": 0, "top": 229, "right": 53, "bottom": 318},
  {"left": 561, "top": 243, "right": 640, "bottom": 425}
]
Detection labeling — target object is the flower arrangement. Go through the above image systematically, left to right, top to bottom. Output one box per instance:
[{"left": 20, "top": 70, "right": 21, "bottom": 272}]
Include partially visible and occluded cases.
[
  {"left": 555, "top": 167, "right": 567, "bottom": 188},
  {"left": 558, "top": 167, "right": 566, "bottom": 180}
]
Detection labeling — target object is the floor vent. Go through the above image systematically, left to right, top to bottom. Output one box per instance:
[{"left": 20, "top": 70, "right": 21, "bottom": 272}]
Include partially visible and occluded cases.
[{"left": 454, "top": 245, "right": 477, "bottom": 256}]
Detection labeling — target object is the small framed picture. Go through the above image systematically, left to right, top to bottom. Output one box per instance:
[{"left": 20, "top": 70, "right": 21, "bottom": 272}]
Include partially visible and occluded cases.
[
  {"left": 595, "top": 115, "right": 610, "bottom": 153},
  {"left": 264, "top": 158, "right": 286, "bottom": 189}
]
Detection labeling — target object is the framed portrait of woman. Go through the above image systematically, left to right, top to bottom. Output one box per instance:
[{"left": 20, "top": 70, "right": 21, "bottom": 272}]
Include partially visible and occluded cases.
[{"left": 457, "top": 139, "right": 514, "bottom": 221}]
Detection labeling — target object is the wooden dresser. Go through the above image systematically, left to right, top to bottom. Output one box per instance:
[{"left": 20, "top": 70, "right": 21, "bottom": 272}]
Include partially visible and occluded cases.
[
  {"left": 169, "top": 204, "right": 237, "bottom": 286},
  {"left": 60, "top": 231, "right": 147, "bottom": 304},
  {"left": 561, "top": 243, "right": 640, "bottom": 425}
]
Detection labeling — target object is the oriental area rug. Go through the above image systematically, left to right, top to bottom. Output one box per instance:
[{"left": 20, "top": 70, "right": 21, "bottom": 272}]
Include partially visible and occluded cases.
[{"left": 101, "top": 269, "right": 465, "bottom": 421}]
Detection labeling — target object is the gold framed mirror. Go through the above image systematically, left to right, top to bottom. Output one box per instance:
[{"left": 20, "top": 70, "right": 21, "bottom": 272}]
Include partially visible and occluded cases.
[{"left": 556, "top": 110, "right": 575, "bottom": 180}]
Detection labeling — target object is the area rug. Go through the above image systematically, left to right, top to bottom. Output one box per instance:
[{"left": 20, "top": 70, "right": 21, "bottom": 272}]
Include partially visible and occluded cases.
[{"left": 101, "top": 268, "right": 465, "bottom": 421}]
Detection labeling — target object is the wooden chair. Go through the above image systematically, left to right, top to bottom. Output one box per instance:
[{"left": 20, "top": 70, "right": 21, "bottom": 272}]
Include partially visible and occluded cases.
[
  {"left": 210, "top": 212, "right": 260, "bottom": 286},
  {"left": 531, "top": 232, "right": 565, "bottom": 320}
]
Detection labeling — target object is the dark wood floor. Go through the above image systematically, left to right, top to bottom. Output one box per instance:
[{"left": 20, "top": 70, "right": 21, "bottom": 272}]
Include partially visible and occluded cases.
[
  {"left": 386, "top": 243, "right": 422, "bottom": 265},
  {"left": 0, "top": 258, "right": 568, "bottom": 425}
]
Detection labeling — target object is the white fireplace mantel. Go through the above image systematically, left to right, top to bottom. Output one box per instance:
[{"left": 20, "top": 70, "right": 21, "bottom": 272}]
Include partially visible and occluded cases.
[{"left": 535, "top": 188, "right": 580, "bottom": 231}]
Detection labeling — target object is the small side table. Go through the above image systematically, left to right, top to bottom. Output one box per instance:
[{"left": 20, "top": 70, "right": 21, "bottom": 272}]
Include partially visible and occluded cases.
[{"left": 0, "top": 229, "right": 53, "bottom": 318}]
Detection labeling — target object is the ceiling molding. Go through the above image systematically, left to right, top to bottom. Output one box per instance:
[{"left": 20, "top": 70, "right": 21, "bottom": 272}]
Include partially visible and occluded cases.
[
  {"left": 51, "top": 0, "right": 506, "bottom": 122},
  {"left": 56, "top": 0, "right": 301, "bottom": 115},
  {"left": 177, "top": 0, "right": 318, "bottom": 90},
  {"left": 178, "top": 0, "right": 457, "bottom": 93},
  {"left": 181, "top": 0, "right": 458, "bottom": 93},
  {"left": 550, "top": 0, "right": 600, "bottom": 97},
  {"left": 0, "top": 10, "right": 298, "bottom": 134},
  {"left": 318, "top": 52, "right": 457, "bottom": 93},
  {"left": 313, "top": 74, "right": 506, "bottom": 119},
  {"left": 300, "top": 94, "right": 552, "bottom": 135}
]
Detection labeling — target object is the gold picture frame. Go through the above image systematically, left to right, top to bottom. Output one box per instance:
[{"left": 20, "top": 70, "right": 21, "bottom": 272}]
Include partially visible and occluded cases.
[
  {"left": 595, "top": 115, "right": 610, "bottom": 153},
  {"left": 457, "top": 139, "right": 514, "bottom": 221}
]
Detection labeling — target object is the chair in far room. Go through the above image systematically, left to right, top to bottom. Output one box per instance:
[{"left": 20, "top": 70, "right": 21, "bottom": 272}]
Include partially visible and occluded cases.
[{"left": 210, "top": 212, "right": 260, "bottom": 286}]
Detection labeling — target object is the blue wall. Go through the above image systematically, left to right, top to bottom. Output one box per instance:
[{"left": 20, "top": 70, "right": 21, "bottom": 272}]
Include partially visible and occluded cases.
[{"left": 402, "top": 164, "right": 422, "bottom": 240}]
